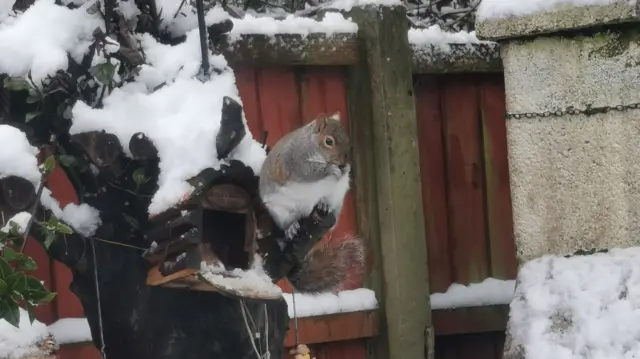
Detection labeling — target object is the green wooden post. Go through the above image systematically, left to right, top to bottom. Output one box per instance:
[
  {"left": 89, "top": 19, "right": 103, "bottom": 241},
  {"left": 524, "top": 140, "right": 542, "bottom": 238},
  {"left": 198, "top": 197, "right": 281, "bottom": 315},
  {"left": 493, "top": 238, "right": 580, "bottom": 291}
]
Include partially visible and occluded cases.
[{"left": 346, "top": 5, "right": 433, "bottom": 359}]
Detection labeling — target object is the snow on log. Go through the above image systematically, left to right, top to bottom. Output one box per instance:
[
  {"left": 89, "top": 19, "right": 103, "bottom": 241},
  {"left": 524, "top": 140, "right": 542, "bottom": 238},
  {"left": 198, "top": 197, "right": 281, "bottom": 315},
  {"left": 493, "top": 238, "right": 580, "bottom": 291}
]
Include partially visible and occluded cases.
[{"left": 0, "top": 308, "right": 58, "bottom": 359}]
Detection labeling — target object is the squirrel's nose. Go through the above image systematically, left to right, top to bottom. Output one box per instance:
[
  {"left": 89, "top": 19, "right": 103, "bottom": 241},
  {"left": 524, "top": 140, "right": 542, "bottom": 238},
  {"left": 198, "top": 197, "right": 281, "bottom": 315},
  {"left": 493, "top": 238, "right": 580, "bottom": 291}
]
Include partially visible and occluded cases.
[{"left": 338, "top": 164, "right": 346, "bottom": 172}]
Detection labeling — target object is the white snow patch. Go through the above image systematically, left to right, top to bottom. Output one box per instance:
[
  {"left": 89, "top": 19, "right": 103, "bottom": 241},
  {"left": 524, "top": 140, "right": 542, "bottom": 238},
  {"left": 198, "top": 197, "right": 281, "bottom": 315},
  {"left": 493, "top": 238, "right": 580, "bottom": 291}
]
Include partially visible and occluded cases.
[
  {"left": 0, "top": 0, "right": 102, "bottom": 83},
  {"left": 326, "top": 0, "right": 402, "bottom": 11},
  {"left": 477, "top": 0, "right": 632, "bottom": 20},
  {"left": 207, "top": 8, "right": 358, "bottom": 43},
  {"left": 408, "top": 25, "right": 492, "bottom": 49},
  {"left": 70, "top": 28, "right": 267, "bottom": 215},
  {"left": 0, "top": 125, "right": 41, "bottom": 188},
  {"left": 40, "top": 189, "right": 101, "bottom": 236},
  {"left": 1, "top": 212, "right": 32, "bottom": 235},
  {"left": 507, "top": 247, "right": 640, "bottom": 359},
  {"left": 199, "top": 254, "right": 283, "bottom": 298},
  {"left": 430, "top": 277, "right": 516, "bottom": 310},
  {"left": 283, "top": 288, "right": 378, "bottom": 318},
  {"left": 0, "top": 308, "right": 52, "bottom": 359},
  {"left": 48, "top": 318, "right": 92, "bottom": 345}
]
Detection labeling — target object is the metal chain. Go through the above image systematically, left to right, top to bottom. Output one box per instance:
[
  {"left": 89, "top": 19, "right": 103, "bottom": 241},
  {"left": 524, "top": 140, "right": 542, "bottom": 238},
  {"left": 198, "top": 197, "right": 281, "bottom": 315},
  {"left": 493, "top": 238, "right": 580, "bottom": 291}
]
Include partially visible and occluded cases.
[{"left": 505, "top": 102, "right": 640, "bottom": 120}]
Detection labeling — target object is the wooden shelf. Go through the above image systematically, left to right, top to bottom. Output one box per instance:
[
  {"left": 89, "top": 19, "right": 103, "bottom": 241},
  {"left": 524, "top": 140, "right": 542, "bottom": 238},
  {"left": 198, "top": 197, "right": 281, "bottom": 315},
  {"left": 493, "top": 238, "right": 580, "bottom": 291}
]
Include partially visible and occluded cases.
[
  {"left": 432, "top": 305, "right": 509, "bottom": 336},
  {"left": 284, "top": 310, "right": 379, "bottom": 347}
]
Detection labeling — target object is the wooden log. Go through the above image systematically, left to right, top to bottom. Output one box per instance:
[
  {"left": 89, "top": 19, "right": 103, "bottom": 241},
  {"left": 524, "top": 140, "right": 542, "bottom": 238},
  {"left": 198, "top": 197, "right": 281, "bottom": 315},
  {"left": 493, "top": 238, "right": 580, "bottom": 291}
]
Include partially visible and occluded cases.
[
  {"left": 347, "top": 5, "right": 432, "bottom": 359},
  {"left": 220, "top": 33, "right": 359, "bottom": 66},
  {"left": 215, "top": 96, "right": 246, "bottom": 160}
]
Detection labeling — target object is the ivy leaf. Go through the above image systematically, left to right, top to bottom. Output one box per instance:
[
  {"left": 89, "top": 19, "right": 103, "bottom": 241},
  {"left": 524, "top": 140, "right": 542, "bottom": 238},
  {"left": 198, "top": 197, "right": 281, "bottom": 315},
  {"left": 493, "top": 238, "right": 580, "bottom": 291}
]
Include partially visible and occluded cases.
[
  {"left": 89, "top": 62, "right": 117, "bottom": 84},
  {"left": 3, "top": 77, "right": 29, "bottom": 92},
  {"left": 25, "top": 112, "right": 39, "bottom": 122},
  {"left": 56, "top": 154, "right": 77, "bottom": 167},
  {"left": 40, "top": 155, "right": 56, "bottom": 177},
  {"left": 132, "top": 168, "right": 148, "bottom": 186},
  {"left": 122, "top": 213, "right": 139, "bottom": 230},
  {"left": 55, "top": 222, "right": 73, "bottom": 235},
  {"left": 43, "top": 231, "right": 57, "bottom": 250},
  {"left": 2, "top": 247, "right": 25, "bottom": 262},
  {"left": 20, "top": 257, "right": 38, "bottom": 271},
  {"left": 0, "top": 258, "right": 14, "bottom": 279},
  {"left": 6, "top": 272, "right": 27, "bottom": 294},
  {"left": 24, "top": 276, "right": 55, "bottom": 304},
  {"left": 0, "top": 279, "right": 7, "bottom": 295},
  {"left": 36, "top": 292, "right": 56, "bottom": 305},
  {"left": 0, "top": 300, "right": 21, "bottom": 328},
  {"left": 25, "top": 301, "right": 36, "bottom": 324}
]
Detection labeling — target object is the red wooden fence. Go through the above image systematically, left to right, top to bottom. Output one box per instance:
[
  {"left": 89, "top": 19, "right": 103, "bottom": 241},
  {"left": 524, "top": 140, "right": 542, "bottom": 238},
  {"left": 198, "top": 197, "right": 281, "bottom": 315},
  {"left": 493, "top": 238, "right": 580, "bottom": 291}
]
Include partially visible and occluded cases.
[{"left": 11, "top": 68, "right": 514, "bottom": 359}]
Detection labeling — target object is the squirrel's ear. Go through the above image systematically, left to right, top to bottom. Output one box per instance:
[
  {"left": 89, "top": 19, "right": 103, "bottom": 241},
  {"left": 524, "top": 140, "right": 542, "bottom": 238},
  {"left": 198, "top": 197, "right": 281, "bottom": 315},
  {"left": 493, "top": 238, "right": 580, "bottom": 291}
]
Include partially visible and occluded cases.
[
  {"left": 328, "top": 112, "right": 341, "bottom": 122},
  {"left": 313, "top": 115, "right": 329, "bottom": 133}
]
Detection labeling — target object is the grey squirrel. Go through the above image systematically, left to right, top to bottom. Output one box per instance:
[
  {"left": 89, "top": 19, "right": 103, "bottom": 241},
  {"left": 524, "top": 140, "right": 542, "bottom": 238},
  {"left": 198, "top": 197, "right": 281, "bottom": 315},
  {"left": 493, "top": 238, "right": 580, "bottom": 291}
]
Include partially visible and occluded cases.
[{"left": 259, "top": 113, "right": 351, "bottom": 241}]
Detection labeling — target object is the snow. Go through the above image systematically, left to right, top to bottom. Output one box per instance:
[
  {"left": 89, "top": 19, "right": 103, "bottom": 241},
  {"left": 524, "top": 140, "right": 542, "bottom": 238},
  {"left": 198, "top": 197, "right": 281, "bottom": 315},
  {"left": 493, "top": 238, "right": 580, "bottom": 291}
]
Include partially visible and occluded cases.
[
  {"left": 0, "top": 0, "right": 102, "bottom": 83},
  {"left": 327, "top": 0, "right": 402, "bottom": 11},
  {"left": 477, "top": 0, "right": 631, "bottom": 20},
  {"left": 161, "top": 3, "right": 357, "bottom": 40},
  {"left": 206, "top": 7, "right": 357, "bottom": 43},
  {"left": 408, "top": 25, "right": 494, "bottom": 52},
  {"left": 70, "top": 28, "right": 267, "bottom": 216},
  {"left": 0, "top": 125, "right": 41, "bottom": 188},
  {"left": 40, "top": 189, "right": 102, "bottom": 237},
  {"left": 1, "top": 212, "right": 32, "bottom": 235},
  {"left": 507, "top": 247, "right": 640, "bottom": 359},
  {"left": 199, "top": 254, "right": 283, "bottom": 298},
  {"left": 430, "top": 277, "right": 516, "bottom": 310},
  {"left": 283, "top": 288, "right": 378, "bottom": 318},
  {"left": 0, "top": 308, "right": 53, "bottom": 359},
  {"left": 48, "top": 318, "right": 92, "bottom": 345}
]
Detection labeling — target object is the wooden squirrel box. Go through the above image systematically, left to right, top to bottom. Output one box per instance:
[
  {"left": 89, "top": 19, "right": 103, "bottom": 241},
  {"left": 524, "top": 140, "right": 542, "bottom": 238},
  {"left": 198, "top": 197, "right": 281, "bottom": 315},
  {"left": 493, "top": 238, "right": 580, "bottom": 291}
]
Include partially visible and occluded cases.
[{"left": 142, "top": 164, "right": 281, "bottom": 301}]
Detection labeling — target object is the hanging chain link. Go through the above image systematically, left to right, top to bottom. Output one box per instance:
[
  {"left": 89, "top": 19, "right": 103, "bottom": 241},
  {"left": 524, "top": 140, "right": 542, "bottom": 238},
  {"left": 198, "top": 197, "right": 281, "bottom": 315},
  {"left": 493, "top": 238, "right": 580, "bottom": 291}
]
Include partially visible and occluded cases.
[{"left": 505, "top": 102, "right": 640, "bottom": 120}]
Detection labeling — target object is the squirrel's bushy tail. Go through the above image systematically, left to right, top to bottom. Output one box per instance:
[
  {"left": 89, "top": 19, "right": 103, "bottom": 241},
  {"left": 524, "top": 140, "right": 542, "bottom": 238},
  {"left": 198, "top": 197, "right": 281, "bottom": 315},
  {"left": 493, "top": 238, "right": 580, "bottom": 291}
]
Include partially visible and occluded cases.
[{"left": 289, "top": 236, "right": 366, "bottom": 294}]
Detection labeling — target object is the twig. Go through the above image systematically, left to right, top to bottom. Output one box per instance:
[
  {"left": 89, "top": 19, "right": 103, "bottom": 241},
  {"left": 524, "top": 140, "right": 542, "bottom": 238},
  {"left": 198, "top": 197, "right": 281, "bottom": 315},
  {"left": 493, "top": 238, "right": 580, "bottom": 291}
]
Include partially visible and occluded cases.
[
  {"left": 172, "top": 0, "right": 187, "bottom": 18},
  {"left": 195, "top": 0, "right": 210, "bottom": 78},
  {"left": 19, "top": 179, "right": 45, "bottom": 252}
]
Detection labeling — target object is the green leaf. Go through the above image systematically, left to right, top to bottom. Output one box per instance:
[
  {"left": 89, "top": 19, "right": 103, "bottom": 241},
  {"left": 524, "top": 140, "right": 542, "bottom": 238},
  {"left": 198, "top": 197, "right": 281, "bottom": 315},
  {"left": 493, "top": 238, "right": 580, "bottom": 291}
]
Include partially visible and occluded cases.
[
  {"left": 89, "top": 62, "right": 117, "bottom": 84},
  {"left": 3, "top": 77, "right": 29, "bottom": 92},
  {"left": 25, "top": 112, "right": 39, "bottom": 122},
  {"left": 56, "top": 154, "right": 77, "bottom": 167},
  {"left": 40, "top": 155, "right": 56, "bottom": 177},
  {"left": 132, "top": 168, "right": 148, "bottom": 186},
  {"left": 122, "top": 213, "right": 139, "bottom": 229},
  {"left": 8, "top": 222, "right": 21, "bottom": 237},
  {"left": 54, "top": 222, "right": 73, "bottom": 235},
  {"left": 43, "top": 231, "right": 57, "bottom": 250},
  {"left": 2, "top": 247, "right": 25, "bottom": 262},
  {"left": 20, "top": 257, "right": 38, "bottom": 271},
  {"left": 0, "top": 258, "right": 14, "bottom": 279},
  {"left": 6, "top": 272, "right": 27, "bottom": 293},
  {"left": 23, "top": 276, "right": 55, "bottom": 304},
  {"left": 0, "top": 279, "right": 7, "bottom": 295},
  {"left": 35, "top": 292, "right": 56, "bottom": 305},
  {"left": 0, "top": 300, "right": 21, "bottom": 328},
  {"left": 24, "top": 301, "right": 35, "bottom": 324}
]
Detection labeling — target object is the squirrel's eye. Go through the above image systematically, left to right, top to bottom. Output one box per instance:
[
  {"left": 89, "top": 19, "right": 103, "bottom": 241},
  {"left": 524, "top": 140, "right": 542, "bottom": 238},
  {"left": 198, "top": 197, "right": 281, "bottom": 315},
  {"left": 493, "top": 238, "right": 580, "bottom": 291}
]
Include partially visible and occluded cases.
[{"left": 324, "top": 136, "right": 335, "bottom": 148}]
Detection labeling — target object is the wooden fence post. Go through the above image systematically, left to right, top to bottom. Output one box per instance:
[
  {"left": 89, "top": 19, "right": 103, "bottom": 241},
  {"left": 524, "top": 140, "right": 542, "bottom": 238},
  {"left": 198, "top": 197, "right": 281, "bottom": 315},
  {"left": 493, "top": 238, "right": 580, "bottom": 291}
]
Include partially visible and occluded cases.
[{"left": 346, "top": 5, "right": 433, "bottom": 359}]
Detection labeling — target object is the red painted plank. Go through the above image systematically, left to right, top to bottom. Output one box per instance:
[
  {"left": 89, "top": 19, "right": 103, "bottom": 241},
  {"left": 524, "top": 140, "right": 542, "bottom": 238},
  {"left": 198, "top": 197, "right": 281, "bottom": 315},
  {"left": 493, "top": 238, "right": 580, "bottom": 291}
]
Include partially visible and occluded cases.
[
  {"left": 234, "top": 67, "right": 264, "bottom": 139},
  {"left": 256, "top": 67, "right": 303, "bottom": 148},
  {"left": 414, "top": 75, "right": 453, "bottom": 294},
  {"left": 441, "top": 75, "right": 490, "bottom": 284},
  {"left": 479, "top": 75, "right": 517, "bottom": 280},
  {"left": 45, "top": 164, "right": 85, "bottom": 318},
  {"left": 22, "top": 240, "right": 56, "bottom": 324},
  {"left": 313, "top": 339, "right": 367, "bottom": 359},
  {"left": 58, "top": 343, "right": 101, "bottom": 359}
]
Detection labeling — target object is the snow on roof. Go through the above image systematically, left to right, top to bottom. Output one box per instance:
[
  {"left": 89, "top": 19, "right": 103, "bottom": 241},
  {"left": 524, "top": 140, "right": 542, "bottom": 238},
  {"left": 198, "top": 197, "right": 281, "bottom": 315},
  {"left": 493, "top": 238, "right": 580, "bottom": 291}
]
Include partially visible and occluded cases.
[
  {"left": 477, "top": 0, "right": 631, "bottom": 20},
  {"left": 408, "top": 25, "right": 495, "bottom": 55},
  {"left": 506, "top": 247, "right": 640, "bottom": 359},
  {"left": 431, "top": 277, "right": 515, "bottom": 310},
  {"left": 0, "top": 308, "right": 54, "bottom": 359}
]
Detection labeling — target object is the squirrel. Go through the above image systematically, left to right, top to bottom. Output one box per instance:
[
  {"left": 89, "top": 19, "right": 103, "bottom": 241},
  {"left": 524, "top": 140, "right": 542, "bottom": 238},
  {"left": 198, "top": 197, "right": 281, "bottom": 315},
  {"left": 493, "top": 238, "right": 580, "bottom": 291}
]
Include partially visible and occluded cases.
[
  {"left": 259, "top": 113, "right": 351, "bottom": 241},
  {"left": 289, "top": 236, "right": 365, "bottom": 293}
]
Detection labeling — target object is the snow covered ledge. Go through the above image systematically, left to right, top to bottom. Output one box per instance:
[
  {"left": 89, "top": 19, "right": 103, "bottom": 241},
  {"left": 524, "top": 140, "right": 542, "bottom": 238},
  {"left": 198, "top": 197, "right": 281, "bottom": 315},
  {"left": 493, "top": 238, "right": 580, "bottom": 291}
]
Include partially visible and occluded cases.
[{"left": 476, "top": 0, "right": 640, "bottom": 41}]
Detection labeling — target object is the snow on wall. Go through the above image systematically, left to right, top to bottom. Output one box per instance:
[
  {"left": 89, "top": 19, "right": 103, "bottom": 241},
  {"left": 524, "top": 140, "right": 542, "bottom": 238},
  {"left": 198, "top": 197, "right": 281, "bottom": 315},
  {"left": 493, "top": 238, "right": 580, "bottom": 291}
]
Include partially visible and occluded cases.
[
  {"left": 477, "top": 0, "right": 633, "bottom": 20},
  {"left": 0, "top": 125, "right": 42, "bottom": 188},
  {"left": 506, "top": 247, "right": 640, "bottom": 359},
  {"left": 431, "top": 277, "right": 515, "bottom": 310},
  {"left": 283, "top": 288, "right": 378, "bottom": 318},
  {"left": 0, "top": 308, "right": 53, "bottom": 359},
  {"left": 48, "top": 318, "right": 92, "bottom": 345}
]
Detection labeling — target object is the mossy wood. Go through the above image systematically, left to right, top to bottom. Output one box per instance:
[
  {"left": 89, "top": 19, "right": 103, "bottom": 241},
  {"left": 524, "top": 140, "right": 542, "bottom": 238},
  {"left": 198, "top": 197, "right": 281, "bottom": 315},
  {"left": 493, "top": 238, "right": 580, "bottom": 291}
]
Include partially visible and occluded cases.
[{"left": 347, "top": 6, "right": 432, "bottom": 359}]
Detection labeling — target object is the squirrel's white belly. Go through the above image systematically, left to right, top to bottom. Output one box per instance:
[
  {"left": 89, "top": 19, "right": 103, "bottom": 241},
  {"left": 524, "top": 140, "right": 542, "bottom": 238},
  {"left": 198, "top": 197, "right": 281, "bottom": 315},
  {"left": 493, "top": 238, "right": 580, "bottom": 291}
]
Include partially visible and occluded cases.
[{"left": 262, "top": 174, "right": 350, "bottom": 230}]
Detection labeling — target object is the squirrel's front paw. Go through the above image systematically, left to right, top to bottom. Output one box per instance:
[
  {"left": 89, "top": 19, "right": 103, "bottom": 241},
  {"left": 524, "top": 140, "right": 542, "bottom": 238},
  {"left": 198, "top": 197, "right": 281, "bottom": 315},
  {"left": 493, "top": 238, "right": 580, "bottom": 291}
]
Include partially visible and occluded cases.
[
  {"left": 316, "top": 201, "right": 331, "bottom": 216},
  {"left": 285, "top": 222, "right": 301, "bottom": 240}
]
